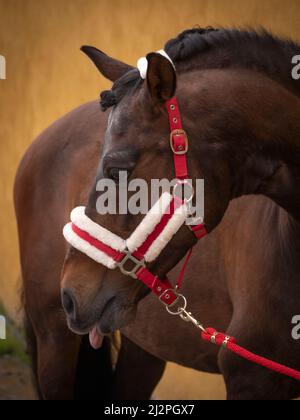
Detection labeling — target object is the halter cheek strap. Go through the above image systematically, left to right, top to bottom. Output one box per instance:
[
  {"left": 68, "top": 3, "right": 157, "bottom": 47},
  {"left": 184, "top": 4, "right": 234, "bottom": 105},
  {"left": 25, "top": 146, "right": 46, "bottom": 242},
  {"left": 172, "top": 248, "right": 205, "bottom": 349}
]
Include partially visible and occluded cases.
[{"left": 168, "top": 97, "right": 188, "bottom": 180}]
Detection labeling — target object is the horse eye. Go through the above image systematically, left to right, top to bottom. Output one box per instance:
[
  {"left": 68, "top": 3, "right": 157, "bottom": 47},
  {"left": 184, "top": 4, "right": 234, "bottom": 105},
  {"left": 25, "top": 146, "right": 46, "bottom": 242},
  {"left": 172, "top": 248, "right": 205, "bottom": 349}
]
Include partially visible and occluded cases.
[{"left": 107, "top": 167, "right": 123, "bottom": 182}]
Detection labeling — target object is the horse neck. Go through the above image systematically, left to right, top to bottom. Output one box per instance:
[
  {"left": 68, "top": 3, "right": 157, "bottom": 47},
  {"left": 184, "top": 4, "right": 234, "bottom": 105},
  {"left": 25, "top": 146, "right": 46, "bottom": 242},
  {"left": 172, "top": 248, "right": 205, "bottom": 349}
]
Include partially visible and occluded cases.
[
  {"left": 174, "top": 30, "right": 300, "bottom": 98},
  {"left": 227, "top": 77, "right": 300, "bottom": 223},
  {"left": 263, "top": 202, "right": 300, "bottom": 291}
]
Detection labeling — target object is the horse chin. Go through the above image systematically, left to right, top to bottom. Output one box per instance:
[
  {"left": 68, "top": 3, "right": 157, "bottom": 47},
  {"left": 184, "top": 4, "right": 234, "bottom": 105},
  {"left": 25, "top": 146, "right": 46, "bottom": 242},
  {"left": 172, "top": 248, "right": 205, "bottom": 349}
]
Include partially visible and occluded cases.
[{"left": 96, "top": 302, "right": 138, "bottom": 334}]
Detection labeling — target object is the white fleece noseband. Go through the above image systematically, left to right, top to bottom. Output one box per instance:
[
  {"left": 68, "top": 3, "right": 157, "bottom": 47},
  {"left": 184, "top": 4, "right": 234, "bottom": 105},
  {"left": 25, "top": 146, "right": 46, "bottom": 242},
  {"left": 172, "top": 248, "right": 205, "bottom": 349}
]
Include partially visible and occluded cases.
[{"left": 63, "top": 207, "right": 126, "bottom": 269}]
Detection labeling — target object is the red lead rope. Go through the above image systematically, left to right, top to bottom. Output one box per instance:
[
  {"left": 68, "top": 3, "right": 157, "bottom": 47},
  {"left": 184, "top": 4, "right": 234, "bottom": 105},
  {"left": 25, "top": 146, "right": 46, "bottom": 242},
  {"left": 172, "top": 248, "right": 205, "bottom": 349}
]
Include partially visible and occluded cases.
[
  {"left": 170, "top": 250, "right": 300, "bottom": 381},
  {"left": 174, "top": 259, "right": 300, "bottom": 381},
  {"left": 201, "top": 328, "right": 300, "bottom": 381}
]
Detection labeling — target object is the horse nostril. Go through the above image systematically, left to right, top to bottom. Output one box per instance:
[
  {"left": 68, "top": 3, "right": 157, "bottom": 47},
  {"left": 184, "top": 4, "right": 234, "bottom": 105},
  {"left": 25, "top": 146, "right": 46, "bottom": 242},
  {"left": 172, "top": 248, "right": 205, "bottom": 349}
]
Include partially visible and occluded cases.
[{"left": 61, "top": 288, "right": 77, "bottom": 320}]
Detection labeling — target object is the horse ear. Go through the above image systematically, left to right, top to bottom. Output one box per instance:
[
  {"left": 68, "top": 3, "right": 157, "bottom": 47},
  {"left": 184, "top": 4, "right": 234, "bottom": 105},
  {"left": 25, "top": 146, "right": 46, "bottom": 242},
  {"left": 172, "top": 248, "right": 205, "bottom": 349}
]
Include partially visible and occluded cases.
[
  {"left": 81, "top": 46, "right": 134, "bottom": 82},
  {"left": 146, "top": 53, "right": 176, "bottom": 104}
]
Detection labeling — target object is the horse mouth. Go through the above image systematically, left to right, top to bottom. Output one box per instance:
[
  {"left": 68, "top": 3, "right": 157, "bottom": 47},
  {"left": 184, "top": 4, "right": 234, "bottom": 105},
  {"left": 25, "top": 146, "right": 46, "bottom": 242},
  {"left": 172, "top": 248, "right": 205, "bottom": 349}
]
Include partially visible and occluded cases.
[
  {"left": 66, "top": 295, "right": 137, "bottom": 345},
  {"left": 95, "top": 296, "right": 137, "bottom": 335},
  {"left": 89, "top": 299, "right": 137, "bottom": 349}
]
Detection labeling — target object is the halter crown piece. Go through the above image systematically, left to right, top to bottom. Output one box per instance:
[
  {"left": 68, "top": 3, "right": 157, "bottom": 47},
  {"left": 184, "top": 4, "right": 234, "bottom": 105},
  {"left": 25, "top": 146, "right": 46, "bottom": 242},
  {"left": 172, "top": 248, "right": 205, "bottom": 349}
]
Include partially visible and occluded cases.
[
  {"left": 63, "top": 49, "right": 207, "bottom": 306},
  {"left": 137, "top": 50, "right": 175, "bottom": 79}
]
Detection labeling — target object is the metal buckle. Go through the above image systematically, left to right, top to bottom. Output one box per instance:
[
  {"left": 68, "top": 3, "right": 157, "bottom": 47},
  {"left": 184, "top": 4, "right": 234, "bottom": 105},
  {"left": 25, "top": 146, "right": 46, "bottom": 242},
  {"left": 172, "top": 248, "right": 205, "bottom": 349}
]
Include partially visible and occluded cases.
[
  {"left": 170, "top": 129, "right": 189, "bottom": 155},
  {"left": 116, "top": 250, "right": 145, "bottom": 279},
  {"left": 159, "top": 289, "right": 187, "bottom": 315}
]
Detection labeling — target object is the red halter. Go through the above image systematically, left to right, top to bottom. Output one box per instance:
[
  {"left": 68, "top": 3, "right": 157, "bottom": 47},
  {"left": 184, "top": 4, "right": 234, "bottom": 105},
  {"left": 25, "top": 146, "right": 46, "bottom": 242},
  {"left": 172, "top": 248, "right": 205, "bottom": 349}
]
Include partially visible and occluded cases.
[{"left": 67, "top": 96, "right": 207, "bottom": 306}]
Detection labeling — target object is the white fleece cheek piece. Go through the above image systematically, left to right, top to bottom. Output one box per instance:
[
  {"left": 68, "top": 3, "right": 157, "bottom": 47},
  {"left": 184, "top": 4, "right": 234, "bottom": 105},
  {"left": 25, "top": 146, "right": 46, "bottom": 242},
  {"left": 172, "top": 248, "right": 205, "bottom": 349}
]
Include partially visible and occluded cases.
[
  {"left": 126, "top": 192, "right": 173, "bottom": 253},
  {"left": 143, "top": 204, "right": 189, "bottom": 262},
  {"left": 63, "top": 223, "right": 117, "bottom": 269}
]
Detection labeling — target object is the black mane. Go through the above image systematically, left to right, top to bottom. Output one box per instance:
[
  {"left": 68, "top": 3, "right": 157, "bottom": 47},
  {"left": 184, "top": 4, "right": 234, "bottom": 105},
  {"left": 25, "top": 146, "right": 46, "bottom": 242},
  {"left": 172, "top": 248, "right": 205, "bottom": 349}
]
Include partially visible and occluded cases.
[
  {"left": 100, "top": 27, "right": 300, "bottom": 111},
  {"left": 100, "top": 68, "right": 141, "bottom": 111}
]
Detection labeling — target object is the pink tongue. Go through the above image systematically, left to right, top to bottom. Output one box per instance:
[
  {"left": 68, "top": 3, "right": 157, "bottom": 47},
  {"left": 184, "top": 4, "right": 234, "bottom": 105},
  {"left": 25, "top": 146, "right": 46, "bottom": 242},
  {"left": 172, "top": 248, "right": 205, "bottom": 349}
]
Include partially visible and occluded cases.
[{"left": 89, "top": 327, "right": 104, "bottom": 350}]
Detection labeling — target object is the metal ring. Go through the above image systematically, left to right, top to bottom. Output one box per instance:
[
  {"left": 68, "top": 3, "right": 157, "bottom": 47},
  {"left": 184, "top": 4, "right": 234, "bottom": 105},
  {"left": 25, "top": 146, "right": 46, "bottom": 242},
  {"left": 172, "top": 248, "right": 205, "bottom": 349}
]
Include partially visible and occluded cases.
[
  {"left": 173, "top": 180, "right": 194, "bottom": 204},
  {"left": 165, "top": 294, "right": 187, "bottom": 316}
]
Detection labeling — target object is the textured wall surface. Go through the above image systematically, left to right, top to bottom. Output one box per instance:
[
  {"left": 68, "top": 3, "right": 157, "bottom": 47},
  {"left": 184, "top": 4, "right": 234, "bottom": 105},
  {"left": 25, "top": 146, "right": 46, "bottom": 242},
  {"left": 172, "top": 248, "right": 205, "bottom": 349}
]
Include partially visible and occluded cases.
[{"left": 0, "top": 0, "right": 300, "bottom": 399}]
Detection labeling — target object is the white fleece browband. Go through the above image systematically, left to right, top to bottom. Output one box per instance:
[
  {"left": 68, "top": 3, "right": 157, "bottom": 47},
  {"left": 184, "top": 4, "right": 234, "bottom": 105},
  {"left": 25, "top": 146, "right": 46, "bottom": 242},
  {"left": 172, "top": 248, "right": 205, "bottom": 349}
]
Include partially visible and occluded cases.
[{"left": 63, "top": 192, "right": 188, "bottom": 269}]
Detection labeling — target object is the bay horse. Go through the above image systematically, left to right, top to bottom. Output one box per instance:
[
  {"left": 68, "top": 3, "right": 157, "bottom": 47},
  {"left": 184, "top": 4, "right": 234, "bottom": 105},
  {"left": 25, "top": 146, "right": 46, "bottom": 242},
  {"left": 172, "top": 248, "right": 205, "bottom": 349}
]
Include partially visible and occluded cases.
[{"left": 14, "top": 28, "right": 300, "bottom": 400}]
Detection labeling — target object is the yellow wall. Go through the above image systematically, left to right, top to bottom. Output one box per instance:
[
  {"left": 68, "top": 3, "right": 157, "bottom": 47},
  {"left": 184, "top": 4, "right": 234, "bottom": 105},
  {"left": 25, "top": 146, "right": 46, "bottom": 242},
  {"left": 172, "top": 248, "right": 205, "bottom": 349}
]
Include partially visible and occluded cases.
[{"left": 0, "top": 0, "right": 300, "bottom": 319}]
